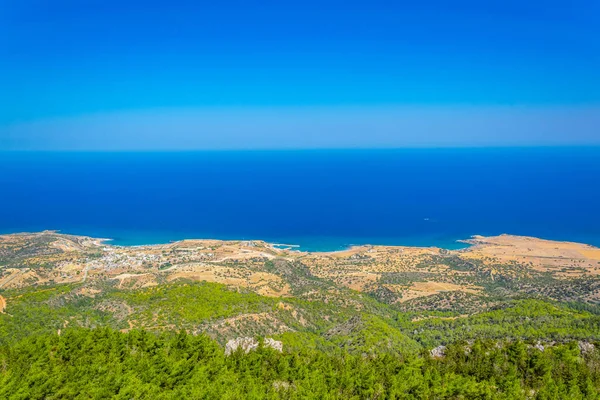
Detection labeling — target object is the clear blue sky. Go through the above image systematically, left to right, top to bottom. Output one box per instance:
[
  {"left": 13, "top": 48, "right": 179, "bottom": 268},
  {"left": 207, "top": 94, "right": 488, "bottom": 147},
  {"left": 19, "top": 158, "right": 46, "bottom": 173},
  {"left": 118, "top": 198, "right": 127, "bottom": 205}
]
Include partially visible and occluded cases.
[{"left": 1, "top": 0, "right": 599, "bottom": 149}]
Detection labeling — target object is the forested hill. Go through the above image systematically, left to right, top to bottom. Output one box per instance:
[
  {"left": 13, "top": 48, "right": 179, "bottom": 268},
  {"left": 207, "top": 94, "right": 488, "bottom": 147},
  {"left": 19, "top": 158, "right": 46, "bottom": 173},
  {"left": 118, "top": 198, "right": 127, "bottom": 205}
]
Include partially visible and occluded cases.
[
  {"left": 1, "top": 280, "right": 600, "bottom": 398},
  {"left": 2, "top": 328, "right": 600, "bottom": 399}
]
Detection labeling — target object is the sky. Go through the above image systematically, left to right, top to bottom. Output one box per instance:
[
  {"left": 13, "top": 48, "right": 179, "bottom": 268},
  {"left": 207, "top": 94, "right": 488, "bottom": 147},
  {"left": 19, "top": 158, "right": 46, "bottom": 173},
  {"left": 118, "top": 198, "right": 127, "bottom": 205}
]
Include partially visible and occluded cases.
[{"left": 1, "top": 0, "right": 599, "bottom": 150}]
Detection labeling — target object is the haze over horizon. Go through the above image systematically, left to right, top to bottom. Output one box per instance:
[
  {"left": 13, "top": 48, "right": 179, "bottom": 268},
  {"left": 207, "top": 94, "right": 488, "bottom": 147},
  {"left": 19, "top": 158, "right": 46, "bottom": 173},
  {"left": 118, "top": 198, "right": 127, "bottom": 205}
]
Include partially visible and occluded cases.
[{"left": 2, "top": 0, "right": 599, "bottom": 150}]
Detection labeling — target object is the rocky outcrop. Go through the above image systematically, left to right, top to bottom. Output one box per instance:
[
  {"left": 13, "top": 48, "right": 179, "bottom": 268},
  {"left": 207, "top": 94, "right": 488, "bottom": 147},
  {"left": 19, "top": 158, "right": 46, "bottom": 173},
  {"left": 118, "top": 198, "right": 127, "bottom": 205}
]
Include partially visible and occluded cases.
[
  {"left": 224, "top": 337, "right": 283, "bottom": 356},
  {"left": 264, "top": 337, "right": 283, "bottom": 352},
  {"left": 579, "top": 341, "right": 595, "bottom": 354},
  {"left": 533, "top": 342, "right": 545, "bottom": 352},
  {"left": 430, "top": 345, "right": 446, "bottom": 358},
  {"left": 273, "top": 381, "right": 293, "bottom": 391}
]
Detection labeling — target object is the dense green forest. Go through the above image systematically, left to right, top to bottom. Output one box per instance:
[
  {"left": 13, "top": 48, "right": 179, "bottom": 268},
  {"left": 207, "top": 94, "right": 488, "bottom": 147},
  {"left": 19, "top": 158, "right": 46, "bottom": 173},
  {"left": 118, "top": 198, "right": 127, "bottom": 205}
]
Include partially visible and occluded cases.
[
  {"left": 1, "top": 281, "right": 600, "bottom": 398},
  {"left": 2, "top": 328, "right": 600, "bottom": 399}
]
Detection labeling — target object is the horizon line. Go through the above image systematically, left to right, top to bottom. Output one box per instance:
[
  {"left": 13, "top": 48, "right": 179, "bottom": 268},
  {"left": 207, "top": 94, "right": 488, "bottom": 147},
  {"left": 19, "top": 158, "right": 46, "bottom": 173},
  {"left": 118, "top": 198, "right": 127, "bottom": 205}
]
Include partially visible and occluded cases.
[{"left": 2, "top": 145, "right": 600, "bottom": 153}]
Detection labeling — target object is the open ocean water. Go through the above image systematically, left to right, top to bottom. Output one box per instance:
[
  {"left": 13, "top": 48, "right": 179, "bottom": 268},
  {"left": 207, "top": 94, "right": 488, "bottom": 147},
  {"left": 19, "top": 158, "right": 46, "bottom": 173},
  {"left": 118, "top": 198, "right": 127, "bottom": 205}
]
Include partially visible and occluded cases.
[{"left": 0, "top": 148, "right": 599, "bottom": 251}]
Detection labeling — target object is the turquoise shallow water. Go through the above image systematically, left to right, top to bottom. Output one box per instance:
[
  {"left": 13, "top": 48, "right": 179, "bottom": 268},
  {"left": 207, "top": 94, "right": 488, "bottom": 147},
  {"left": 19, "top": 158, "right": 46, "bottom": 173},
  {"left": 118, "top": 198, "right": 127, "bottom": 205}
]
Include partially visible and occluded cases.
[
  {"left": 1, "top": 148, "right": 599, "bottom": 251},
  {"left": 93, "top": 232, "right": 472, "bottom": 251}
]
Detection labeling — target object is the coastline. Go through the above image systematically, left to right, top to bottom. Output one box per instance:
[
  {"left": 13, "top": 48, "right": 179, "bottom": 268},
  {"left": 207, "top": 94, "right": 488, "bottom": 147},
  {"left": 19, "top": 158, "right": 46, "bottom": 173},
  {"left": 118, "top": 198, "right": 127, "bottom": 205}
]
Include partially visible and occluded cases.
[
  {"left": 0, "top": 229, "right": 476, "bottom": 252},
  {"left": 2, "top": 229, "right": 600, "bottom": 254}
]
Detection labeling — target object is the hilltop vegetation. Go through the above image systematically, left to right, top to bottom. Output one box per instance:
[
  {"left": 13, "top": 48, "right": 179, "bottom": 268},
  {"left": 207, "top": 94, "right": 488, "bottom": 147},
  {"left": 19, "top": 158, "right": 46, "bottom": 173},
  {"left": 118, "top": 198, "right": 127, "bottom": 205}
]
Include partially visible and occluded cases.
[{"left": 1, "top": 280, "right": 600, "bottom": 354}]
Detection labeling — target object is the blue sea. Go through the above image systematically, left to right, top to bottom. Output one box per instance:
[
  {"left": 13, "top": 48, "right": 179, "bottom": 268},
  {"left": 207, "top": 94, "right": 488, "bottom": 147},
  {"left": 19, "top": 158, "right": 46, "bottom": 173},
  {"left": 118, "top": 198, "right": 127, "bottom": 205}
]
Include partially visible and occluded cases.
[{"left": 1, "top": 148, "right": 599, "bottom": 251}]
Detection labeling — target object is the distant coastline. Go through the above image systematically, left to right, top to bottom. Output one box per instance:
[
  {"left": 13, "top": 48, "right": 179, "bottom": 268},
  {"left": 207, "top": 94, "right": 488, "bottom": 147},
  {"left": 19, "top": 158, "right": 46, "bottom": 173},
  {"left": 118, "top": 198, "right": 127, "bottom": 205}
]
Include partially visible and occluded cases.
[
  {"left": 0, "top": 229, "right": 481, "bottom": 252},
  {"left": 3, "top": 229, "right": 600, "bottom": 254}
]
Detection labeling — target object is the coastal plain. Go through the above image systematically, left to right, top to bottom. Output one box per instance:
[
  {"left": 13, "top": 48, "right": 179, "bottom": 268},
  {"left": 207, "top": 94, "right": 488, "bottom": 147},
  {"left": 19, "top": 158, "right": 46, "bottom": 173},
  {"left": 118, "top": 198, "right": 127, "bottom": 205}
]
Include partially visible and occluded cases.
[
  {"left": 0, "top": 231, "right": 600, "bottom": 294},
  {"left": 2, "top": 231, "right": 599, "bottom": 302}
]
